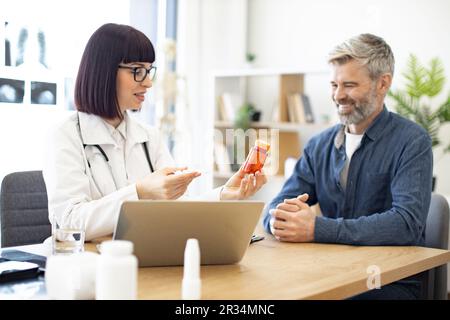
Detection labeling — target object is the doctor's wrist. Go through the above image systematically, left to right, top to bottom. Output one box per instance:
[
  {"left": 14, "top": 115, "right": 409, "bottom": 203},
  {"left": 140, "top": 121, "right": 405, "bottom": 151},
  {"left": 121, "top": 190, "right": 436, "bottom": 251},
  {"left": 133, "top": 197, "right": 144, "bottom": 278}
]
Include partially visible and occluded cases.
[{"left": 135, "top": 181, "right": 145, "bottom": 199}]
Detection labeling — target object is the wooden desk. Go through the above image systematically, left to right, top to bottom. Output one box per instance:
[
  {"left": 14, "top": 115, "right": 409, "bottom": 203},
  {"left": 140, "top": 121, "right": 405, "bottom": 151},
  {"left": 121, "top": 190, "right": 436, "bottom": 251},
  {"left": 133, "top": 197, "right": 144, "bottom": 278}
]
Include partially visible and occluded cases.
[
  {"left": 4, "top": 233, "right": 450, "bottom": 300},
  {"left": 87, "top": 233, "right": 450, "bottom": 300}
]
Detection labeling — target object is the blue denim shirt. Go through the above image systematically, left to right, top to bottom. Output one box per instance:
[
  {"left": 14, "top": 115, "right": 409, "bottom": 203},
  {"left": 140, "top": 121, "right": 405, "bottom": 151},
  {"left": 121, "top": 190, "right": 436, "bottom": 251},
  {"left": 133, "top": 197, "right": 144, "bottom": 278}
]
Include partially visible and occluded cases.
[{"left": 263, "top": 107, "right": 433, "bottom": 246}]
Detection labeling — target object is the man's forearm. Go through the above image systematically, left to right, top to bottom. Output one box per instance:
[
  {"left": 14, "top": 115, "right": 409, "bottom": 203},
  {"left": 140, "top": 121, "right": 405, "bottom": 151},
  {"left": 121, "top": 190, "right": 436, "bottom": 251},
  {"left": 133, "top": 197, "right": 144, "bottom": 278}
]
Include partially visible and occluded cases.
[{"left": 314, "top": 207, "right": 425, "bottom": 246}]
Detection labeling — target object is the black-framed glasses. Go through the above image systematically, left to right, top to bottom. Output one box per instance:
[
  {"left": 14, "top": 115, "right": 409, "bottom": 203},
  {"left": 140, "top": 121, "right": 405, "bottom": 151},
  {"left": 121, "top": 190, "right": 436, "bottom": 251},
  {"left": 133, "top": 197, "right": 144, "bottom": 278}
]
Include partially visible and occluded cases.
[{"left": 118, "top": 65, "right": 157, "bottom": 82}]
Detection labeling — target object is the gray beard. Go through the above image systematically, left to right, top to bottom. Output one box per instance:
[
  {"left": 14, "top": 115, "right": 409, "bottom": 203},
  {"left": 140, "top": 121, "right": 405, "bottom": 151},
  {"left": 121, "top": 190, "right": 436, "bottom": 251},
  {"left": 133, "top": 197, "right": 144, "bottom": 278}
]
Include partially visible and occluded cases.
[
  {"left": 337, "top": 91, "right": 377, "bottom": 125},
  {"left": 338, "top": 103, "right": 375, "bottom": 125}
]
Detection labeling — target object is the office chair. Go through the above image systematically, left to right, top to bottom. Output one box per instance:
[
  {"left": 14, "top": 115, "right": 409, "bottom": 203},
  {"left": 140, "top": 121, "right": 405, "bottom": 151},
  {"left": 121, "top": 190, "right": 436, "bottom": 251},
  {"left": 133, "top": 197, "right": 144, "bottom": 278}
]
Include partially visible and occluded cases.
[
  {"left": 0, "top": 171, "right": 51, "bottom": 247},
  {"left": 423, "top": 193, "right": 450, "bottom": 300}
]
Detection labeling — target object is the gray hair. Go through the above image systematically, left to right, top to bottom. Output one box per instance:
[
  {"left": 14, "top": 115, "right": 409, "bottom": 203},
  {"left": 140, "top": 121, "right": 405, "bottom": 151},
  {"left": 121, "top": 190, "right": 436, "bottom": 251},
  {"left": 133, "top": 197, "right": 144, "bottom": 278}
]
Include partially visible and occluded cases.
[{"left": 328, "top": 33, "right": 395, "bottom": 80}]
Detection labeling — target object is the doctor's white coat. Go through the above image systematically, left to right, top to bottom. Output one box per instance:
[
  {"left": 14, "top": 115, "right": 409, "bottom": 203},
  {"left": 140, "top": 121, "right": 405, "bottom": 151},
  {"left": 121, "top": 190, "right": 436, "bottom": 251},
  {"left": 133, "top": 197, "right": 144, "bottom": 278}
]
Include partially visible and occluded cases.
[{"left": 43, "top": 111, "right": 219, "bottom": 240}]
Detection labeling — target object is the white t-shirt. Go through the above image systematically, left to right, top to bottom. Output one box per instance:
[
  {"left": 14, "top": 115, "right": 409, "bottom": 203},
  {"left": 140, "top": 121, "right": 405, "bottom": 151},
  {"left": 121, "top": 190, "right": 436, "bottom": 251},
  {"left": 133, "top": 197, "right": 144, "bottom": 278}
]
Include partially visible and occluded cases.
[{"left": 340, "top": 130, "right": 364, "bottom": 190}]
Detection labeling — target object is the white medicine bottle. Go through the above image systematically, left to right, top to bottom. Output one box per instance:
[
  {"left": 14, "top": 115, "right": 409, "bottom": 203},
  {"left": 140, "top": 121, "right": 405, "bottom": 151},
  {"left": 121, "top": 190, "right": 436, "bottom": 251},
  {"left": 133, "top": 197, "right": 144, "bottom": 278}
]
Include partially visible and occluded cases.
[
  {"left": 182, "top": 238, "right": 201, "bottom": 300},
  {"left": 96, "top": 240, "right": 138, "bottom": 300}
]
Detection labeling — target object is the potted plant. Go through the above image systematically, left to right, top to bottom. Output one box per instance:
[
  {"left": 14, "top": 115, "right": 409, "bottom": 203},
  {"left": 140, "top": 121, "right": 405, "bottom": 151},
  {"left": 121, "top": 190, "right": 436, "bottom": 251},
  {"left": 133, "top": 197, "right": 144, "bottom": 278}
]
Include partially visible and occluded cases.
[
  {"left": 388, "top": 54, "right": 450, "bottom": 190},
  {"left": 234, "top": 103, "right": 261, "bottom": 131}
]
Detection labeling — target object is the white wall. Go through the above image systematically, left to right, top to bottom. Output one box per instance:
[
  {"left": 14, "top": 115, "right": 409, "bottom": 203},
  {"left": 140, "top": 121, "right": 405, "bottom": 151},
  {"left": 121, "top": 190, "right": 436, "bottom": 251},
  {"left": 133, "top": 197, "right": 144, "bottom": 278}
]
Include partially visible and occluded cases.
[{"left": 247, "top": 0, "right": 450, "bottom": 195}]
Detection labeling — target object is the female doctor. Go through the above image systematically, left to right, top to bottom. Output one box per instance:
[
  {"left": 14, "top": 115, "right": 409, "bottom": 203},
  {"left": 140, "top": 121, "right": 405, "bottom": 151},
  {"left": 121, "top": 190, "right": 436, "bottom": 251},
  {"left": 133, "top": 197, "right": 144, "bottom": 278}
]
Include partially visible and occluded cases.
[{"left": 43, "top": 23, "right": 267, "bottom": 241}]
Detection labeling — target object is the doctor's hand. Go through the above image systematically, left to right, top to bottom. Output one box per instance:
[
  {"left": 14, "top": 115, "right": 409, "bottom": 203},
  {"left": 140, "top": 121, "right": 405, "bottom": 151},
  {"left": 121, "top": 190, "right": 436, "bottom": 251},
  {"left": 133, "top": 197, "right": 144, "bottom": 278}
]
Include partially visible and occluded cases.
[
  {"left": 220, "top": 166, "right": 267, "bottom": 200},
  {"left": 136, "top": 167, "right": 201, "bottom": 200},
  {"left": 269, "top": 193, "right": 316, "bottom": 242}
]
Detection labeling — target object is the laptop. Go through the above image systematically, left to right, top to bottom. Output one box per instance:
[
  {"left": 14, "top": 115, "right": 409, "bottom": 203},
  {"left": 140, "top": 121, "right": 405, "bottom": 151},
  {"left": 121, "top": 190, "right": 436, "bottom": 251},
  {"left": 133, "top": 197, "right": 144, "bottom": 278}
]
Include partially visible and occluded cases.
[{"left": 113, "top": 200, "right": 265, "bottom": 267}]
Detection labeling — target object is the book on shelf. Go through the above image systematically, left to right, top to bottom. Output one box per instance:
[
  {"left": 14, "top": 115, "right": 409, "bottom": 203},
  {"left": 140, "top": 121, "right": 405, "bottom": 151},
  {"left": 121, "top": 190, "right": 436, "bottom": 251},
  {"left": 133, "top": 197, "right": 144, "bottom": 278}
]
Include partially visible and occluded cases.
[
  {"left": 217, "top": 92, "right": 242, "bottom": 122},
  {"left": 286, "top": 93, "right": 314, "bottom": 124},
  {"left": 286, "top": 93, "right": 305, "bottom": 123},
  {"left": 286, "top": 94, "right": 297, "bottom": 123},
  {"left": 301, "top": 94, "right": 315, "bottom": 123},
  {"left": 271, "top": 102, "right": 280, "bottom": 122}
]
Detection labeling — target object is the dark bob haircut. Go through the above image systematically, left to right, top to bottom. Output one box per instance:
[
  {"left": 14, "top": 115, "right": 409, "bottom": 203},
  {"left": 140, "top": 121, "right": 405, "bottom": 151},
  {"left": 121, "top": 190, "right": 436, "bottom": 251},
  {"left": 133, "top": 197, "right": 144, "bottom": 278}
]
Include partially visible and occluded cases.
[{"left": 75, "top": 23, "right": 155, "bottom": 120}]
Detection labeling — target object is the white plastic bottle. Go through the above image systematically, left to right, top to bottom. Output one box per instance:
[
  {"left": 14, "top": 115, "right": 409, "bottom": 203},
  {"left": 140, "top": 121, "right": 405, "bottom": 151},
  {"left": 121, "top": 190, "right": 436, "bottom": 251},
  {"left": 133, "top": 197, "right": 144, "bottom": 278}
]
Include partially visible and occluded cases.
[
  {"left": 181, "top": 238, "right": 201, "bottom": 300},
  {"left": 96, "top": 240, "right": 138, "bottom": 300}
]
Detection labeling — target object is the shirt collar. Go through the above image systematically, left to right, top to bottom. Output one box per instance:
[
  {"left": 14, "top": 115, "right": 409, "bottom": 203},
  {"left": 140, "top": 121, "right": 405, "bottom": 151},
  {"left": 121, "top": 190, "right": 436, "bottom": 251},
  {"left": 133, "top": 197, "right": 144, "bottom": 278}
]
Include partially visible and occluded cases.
[
  {"left": 334, "top": 105, "right": 390, "bottom": 149},
  {"left": 364, "top": 105, "right": 390, "bottom": 142},
  {"left": 78, "top": 111, "right": 149, "bottom": 145},
  {"left": 78, "top": 112, "right": 115, "bottom": 145},
  {"left": 125, "top": 112, "right": 149, "bottom": 144},
  {"left": 103, "top": 116, "right": 127, "bottom": 140},
  {"left": 334, "top": 126, "right": 345, "bottom": 149}
]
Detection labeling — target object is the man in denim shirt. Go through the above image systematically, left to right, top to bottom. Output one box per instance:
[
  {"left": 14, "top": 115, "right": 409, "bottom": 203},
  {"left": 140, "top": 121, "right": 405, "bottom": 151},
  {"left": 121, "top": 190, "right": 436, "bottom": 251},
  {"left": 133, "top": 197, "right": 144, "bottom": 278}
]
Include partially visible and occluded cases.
[{"left": 262, "top": 34, "right": 432, "bottom": 299}]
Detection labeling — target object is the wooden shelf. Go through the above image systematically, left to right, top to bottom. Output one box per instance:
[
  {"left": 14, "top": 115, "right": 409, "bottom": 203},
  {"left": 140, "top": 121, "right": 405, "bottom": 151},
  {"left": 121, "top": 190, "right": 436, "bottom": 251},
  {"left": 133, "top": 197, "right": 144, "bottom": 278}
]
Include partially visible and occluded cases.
[
  {"left": 212, "top": 68, "right": 328, "bottom": 78},
  {"left": 212, "top": 70, "right": 324, "bottom": 177},
  {"left": 214, "top": 121, "right": 325, "bottom": 132}
]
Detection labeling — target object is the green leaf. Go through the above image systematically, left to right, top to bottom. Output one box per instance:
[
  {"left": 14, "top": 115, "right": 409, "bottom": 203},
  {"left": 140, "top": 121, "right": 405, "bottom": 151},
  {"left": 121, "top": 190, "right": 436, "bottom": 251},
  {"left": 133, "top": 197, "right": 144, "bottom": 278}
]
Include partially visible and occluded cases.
[
  {"left": 390, "top": 54, "right": 449, "bottom": 151},
  {"left": 403, "top": 54, "right": 427, "bottom": 98},
  {"left": 423, "top": 58, "right": 445, "bottom": 97},
  {"left": 388, "top": 90, "right": 416, "bottom": 119},
  {"left": 437, "top": 92, "right": 450, "bottom": 122},
  {"left": 233, "top": 103, "right": 255, "bottom": 130}
]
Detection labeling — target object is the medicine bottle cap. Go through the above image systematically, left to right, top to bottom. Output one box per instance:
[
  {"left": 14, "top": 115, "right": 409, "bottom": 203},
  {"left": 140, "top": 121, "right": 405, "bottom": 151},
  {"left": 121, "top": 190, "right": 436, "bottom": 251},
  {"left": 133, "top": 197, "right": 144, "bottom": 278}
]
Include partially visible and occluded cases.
[
  {"left": 255, "top": 139, "right": 270, "bottom": 151},
  {"left": 100, "top": 240, "right": 133, "bottom": 256}
]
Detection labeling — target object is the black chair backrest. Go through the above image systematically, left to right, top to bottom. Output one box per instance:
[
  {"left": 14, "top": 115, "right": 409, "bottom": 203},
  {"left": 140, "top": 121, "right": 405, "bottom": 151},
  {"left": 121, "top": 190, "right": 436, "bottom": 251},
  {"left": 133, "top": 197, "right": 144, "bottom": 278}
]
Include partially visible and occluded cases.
[
  {"left": 0, "top": 171, "right": 51, "bottom": 247},
  {"left": 424, "top": 193, "right": 449, "bottom": 300}
]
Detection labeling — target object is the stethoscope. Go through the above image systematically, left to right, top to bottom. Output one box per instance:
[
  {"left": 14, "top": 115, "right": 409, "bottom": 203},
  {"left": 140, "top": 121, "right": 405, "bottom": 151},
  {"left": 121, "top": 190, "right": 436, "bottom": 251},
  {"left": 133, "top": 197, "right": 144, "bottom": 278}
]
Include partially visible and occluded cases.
[{"left": 77, "top": 112, "right": 154, "bottom": 191}]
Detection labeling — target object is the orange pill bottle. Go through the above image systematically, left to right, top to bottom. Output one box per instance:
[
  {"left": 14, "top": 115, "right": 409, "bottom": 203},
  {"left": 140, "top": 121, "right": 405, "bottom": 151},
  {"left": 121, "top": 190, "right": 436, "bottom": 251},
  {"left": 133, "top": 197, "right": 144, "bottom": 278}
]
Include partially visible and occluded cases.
[{"left": 243, "top": 140, "right": 270, "bottom": 174}]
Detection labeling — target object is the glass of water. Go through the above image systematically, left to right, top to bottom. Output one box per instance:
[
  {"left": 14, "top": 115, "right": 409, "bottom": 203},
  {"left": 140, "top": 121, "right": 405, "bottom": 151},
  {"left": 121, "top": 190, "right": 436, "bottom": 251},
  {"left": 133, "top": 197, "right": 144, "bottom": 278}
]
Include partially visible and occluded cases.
[{"left": 52, "top": 221, "right": 85, "bottom": 255}]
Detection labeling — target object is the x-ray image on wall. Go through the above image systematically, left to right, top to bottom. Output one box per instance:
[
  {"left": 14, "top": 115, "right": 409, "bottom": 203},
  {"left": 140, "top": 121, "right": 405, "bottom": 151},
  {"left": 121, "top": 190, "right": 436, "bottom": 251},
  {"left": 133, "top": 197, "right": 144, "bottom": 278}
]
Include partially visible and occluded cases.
[
  {"left": 2, "top": 21, "right": 64, "bottom": 107},
  {"left": 4, "top": 21, "right": 50, "bottom": 70},
  {"left": 4, "top": 22, "right": 11, "bottom": 66},
  {"left": 0, "top": 78, "right": 25, "bottom": 103},
  {"left": 31, "top": 81, "right": 57, "bottom": 105}
]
